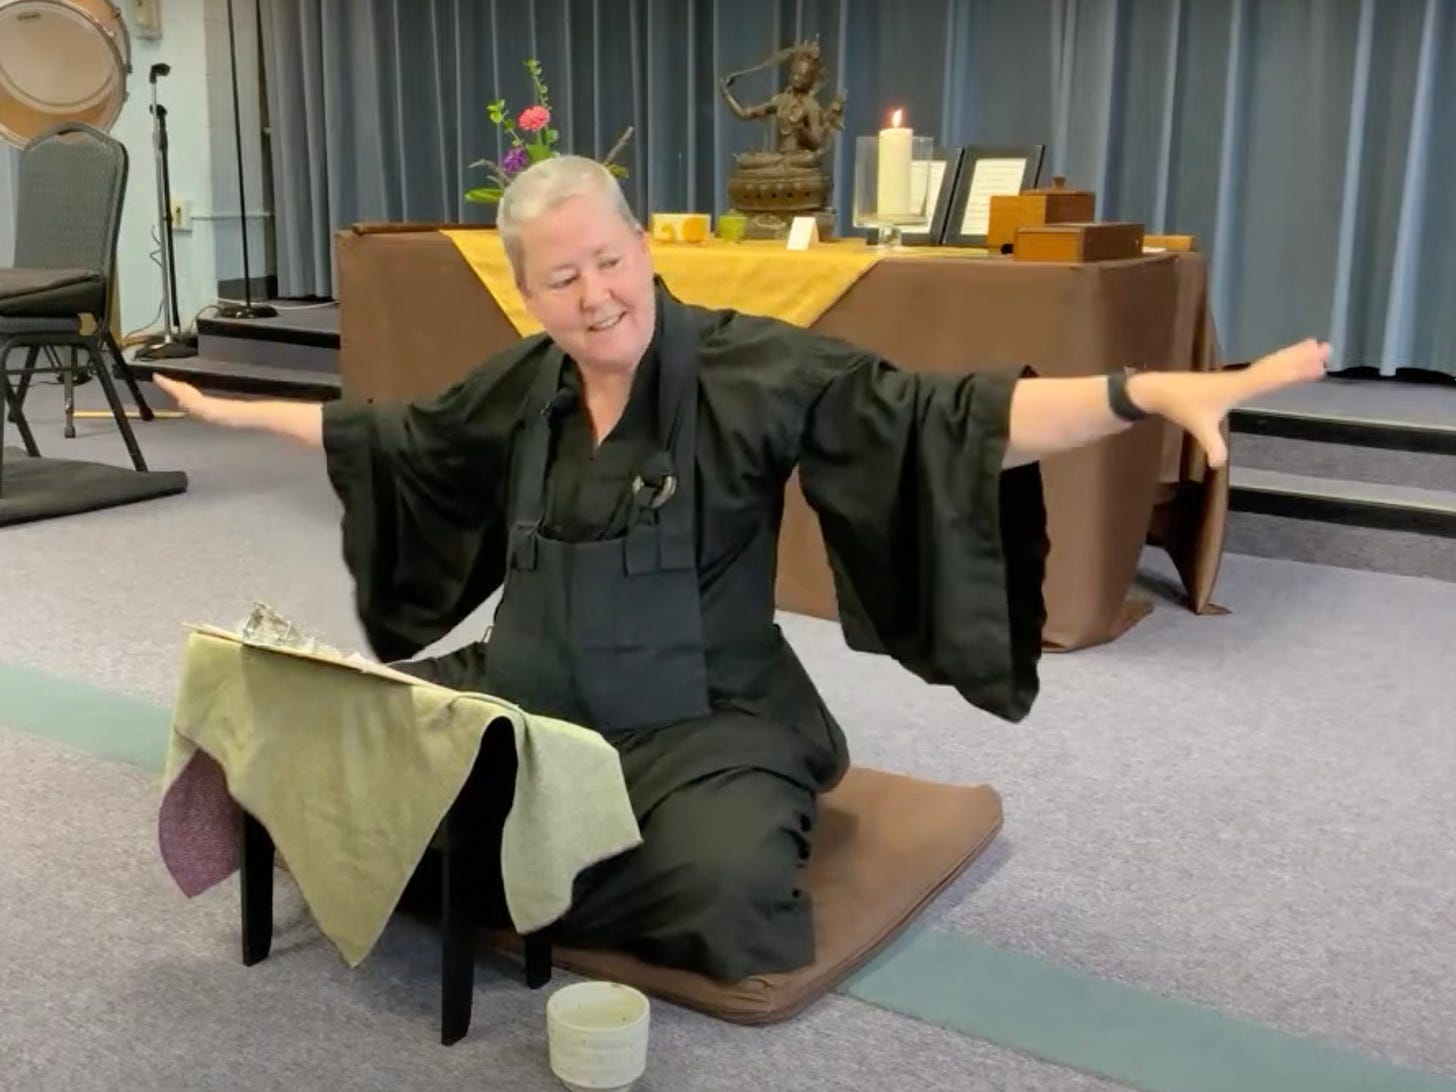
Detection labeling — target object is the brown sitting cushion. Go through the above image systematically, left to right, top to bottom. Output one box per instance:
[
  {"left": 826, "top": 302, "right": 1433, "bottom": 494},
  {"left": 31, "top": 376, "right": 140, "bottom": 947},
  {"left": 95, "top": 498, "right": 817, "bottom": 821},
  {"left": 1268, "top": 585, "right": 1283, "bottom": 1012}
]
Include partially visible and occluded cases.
[{"left": 497, "top": 767, "right": 1002, "bottom": 1025}]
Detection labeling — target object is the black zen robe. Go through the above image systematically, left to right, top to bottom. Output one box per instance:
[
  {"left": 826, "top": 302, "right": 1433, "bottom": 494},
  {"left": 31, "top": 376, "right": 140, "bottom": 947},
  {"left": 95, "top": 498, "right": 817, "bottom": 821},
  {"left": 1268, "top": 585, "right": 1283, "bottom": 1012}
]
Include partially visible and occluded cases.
[
  {"left": 320, "top": 289, "right": 1047, "bottom": 976},
  {"left": 323, "top": 289, "right": 1046, "bottom": 798}
]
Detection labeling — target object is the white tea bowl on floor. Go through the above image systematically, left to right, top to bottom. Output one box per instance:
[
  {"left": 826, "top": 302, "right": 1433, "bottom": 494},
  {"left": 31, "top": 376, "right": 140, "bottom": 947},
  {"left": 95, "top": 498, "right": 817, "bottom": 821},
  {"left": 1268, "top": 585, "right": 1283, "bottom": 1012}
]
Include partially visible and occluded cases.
[{"left": 546, "top": 980, "right": 650, "bottom": 1091}]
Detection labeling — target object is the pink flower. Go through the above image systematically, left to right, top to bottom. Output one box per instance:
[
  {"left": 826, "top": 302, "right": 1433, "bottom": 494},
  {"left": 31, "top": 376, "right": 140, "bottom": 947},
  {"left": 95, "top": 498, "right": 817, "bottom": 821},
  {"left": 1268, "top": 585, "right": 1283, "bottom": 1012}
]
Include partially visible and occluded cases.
[{"left": 518, "top": 105, "right": 550, "bottom": 133}]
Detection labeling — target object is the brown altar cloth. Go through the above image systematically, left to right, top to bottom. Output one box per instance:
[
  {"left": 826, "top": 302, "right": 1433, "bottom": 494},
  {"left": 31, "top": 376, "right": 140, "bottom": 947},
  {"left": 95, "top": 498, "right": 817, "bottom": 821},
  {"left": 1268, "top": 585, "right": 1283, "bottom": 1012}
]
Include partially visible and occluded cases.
[{"left": 335, "top": 226, "right": 1226, "bottom": 651}]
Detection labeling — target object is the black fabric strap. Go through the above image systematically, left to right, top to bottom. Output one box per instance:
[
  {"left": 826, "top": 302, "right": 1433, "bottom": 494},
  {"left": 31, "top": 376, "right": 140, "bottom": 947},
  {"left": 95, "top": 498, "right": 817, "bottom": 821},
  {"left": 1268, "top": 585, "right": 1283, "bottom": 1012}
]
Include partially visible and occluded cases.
[
  {"left": 625, "top": 292, "right": 700, "bottom": 574},
  {"left": 509, "top": 346, "right": 569, "bottom": 569}
]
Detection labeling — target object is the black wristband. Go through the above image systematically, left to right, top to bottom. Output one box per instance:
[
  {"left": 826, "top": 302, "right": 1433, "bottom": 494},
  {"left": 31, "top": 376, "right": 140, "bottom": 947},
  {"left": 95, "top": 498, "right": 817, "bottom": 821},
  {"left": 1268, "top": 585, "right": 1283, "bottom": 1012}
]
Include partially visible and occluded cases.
[{"left": 1107, "top": 370, "right": 1149, "bottom": 422}]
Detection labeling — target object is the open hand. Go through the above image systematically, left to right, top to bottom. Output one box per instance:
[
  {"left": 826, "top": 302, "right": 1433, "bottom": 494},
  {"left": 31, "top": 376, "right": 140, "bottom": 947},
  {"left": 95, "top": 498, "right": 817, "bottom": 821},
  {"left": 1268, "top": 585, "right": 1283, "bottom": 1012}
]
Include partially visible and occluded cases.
[
  {"left": 1138, "top": 338, "right": 1330, "bottom": 469},
  {"left": 151, "top": 371, "right": 323, "bottom": 447},
  {"left": 152, "top": 373, "right": 232, "bottom": 426}
]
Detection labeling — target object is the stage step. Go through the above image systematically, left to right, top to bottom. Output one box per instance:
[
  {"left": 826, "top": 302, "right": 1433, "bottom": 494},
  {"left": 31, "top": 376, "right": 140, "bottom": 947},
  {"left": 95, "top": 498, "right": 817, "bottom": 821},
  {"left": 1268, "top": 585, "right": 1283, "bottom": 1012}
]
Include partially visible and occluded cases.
[
  {"left": 181, "top": 303, "right": 341, "bottom": 391},
  {"left": 196, "top": 306, "right": 340, "bottom": 351},
  {"left": 124, "top": 354, "right": 340, "bottom": 401},
  {"left": 1225, "top": 377, "right": 1456, "bottom": 582},
  {"left": 1230, "top": 429, "right": 1453, "bottom": 493},
  {"left": 1229, "top": 468, "right": 1456, "bottom": 537}
]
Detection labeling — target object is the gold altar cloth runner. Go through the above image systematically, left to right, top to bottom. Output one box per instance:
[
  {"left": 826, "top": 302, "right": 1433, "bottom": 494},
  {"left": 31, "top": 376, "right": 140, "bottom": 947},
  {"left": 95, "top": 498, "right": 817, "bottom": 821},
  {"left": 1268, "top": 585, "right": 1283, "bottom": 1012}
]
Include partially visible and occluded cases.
[{"left": 442, "top": 230, "right": 886, "bottom": 334}]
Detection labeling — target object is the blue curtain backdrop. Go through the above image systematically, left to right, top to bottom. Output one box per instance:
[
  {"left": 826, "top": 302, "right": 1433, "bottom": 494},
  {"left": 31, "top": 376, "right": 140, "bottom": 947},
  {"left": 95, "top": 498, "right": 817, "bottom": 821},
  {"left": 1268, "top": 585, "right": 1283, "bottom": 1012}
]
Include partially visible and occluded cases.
[{"left": 223, "top": 0, "right": 1456, "bottom": 375}]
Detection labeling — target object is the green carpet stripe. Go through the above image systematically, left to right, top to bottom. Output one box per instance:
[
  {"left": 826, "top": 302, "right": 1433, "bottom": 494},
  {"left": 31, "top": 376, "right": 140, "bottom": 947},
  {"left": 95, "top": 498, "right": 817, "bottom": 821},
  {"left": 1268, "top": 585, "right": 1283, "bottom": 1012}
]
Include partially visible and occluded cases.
[
  {"left": 5, "top": 659, "right": 1452, "bottom": 1092},
  {"left": 0, "top": 661, "right": 170, "bottom": 772},
  {"left": 845, "top": 926, "right": 1456, "bottom": 1092}
]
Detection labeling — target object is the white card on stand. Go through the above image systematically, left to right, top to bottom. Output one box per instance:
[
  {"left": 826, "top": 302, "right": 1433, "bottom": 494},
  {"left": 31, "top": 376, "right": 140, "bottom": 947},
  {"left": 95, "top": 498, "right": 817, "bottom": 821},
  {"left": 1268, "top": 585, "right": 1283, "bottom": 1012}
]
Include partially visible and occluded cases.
[{"left": 786, "top": 216, "right": 819, "bottom": 250}]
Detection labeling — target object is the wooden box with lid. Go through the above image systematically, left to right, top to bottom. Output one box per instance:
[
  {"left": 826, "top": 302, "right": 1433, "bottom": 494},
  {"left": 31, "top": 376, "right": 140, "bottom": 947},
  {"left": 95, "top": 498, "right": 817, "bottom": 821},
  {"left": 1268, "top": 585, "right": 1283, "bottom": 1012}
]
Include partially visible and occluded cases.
[
  {"left": 986, "top": 176, "right": 1096, "bottom": 253},
  {"left": 1012, "top": 221, "right": 1146, "bottom": 263}
]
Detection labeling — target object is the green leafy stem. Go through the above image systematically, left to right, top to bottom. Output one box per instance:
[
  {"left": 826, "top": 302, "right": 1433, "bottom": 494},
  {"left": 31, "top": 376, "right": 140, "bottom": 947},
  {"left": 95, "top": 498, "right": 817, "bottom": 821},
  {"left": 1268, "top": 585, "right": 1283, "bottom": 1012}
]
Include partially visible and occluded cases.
[{"left": 466, "top": 57, "right": 632, "bottom": 205}]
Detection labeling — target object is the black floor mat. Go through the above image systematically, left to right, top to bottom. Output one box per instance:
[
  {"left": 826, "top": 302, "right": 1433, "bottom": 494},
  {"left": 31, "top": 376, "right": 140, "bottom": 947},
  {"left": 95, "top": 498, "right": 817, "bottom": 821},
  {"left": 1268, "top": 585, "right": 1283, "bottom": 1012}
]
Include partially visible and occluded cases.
[{"left": 0, "top": 447, "right": 188, "bottom": 527}]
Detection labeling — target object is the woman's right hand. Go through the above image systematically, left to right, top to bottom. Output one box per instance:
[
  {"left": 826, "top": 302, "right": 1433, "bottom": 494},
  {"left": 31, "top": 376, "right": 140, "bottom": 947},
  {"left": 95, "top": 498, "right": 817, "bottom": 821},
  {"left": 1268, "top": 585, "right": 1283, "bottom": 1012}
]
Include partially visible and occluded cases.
[
  {"left": 151, "top": 372, "right": 325, "bottom": 448},
  {"left": 152, "top": 373, "right": 235, "bottom": 426}
]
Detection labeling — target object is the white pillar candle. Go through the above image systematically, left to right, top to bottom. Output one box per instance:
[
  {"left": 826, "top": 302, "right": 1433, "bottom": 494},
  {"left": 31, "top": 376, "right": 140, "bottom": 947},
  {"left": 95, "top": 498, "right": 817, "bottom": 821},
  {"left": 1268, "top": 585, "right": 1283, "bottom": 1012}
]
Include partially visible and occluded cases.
[{"left": 877, "top": 109, "right": 912, "bottom": 216}]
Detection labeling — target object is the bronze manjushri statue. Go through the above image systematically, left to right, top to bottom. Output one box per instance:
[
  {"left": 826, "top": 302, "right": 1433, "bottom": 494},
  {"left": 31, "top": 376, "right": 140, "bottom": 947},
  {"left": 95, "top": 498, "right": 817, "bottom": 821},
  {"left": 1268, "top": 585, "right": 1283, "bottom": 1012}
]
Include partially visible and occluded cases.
[{"left": 720, "top": 39, "right": 846, "bottom": 238}]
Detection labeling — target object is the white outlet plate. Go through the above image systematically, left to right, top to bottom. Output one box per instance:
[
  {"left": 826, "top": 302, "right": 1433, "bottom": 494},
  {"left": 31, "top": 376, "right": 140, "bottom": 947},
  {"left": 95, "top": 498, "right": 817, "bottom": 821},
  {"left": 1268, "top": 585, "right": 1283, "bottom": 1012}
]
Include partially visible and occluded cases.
[
  {"left": 131, "top": 0, "right": 163, "bottom": 39},
  {"left": 169, "top": 199, "right": 191, "bottom": 232}
]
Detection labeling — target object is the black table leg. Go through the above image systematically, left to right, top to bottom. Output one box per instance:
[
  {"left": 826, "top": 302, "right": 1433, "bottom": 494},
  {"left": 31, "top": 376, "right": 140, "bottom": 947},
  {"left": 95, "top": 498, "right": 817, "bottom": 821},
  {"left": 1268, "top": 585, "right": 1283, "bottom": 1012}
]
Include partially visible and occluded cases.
[
  {"left": 440, "top": 801, "right": 480, "bottom": 1046},
  {"left": 240, "top": 811, "right": 275, "bottom": 966},
  {"left": 524, "top": 932, "right": 553, "bottom": 989}
]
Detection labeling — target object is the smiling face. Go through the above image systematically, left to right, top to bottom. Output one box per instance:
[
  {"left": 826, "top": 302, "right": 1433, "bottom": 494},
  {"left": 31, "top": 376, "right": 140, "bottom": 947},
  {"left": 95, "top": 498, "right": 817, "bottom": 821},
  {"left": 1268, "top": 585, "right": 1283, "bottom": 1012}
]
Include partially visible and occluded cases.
[{"left": 515, "top": 190, "right": 656, "bottom": 376}]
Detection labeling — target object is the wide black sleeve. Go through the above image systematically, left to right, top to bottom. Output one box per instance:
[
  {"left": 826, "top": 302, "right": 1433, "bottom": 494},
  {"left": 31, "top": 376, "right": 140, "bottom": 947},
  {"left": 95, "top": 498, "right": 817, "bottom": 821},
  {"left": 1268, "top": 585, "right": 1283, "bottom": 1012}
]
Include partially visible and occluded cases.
[
  {"left": 795, "top": 349, "right": 1048, "bottom": 723},
  {"left": 319, "top": 352, "right": 536, "bottom": 662}
]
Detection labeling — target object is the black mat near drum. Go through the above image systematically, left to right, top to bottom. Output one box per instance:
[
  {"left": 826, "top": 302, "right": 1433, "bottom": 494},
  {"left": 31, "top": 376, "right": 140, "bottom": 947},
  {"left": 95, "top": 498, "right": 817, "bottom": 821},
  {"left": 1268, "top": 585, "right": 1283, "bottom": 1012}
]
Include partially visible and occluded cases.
[{"left": 0, "top": 447, "right": 187, "bottom": 527}]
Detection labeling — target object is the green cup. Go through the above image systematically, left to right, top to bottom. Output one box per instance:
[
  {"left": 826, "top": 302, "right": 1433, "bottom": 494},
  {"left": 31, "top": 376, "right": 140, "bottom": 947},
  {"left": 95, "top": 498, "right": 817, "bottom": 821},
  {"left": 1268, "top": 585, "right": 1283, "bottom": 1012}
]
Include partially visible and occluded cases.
[{"left": 717, "top": 211, "right": 747, "bottom": 242}]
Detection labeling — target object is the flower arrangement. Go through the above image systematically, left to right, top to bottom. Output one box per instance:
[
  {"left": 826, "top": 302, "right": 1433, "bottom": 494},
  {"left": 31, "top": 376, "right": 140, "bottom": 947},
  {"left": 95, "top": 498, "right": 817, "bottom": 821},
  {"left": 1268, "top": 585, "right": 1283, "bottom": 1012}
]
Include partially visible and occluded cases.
[{"left": 466, "top": 58, "right": 633, "bottom": 205}]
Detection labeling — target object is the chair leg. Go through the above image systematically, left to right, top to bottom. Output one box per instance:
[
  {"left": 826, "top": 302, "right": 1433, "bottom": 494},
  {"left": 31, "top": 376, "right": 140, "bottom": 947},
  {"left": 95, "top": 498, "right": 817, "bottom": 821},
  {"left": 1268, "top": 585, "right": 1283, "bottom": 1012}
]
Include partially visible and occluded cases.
[
  {"left": 107, "top": 333, "right": 154, "bottom": 421},
  {"left": 85, "top": 340, "right": 148, "bottom": 472},
  {"left": 0, "top": 342, "right": 39, "bottom": 459},
  {"left": 8, "top": 347, "right": 38, "bottom": 421},
  {"left": 62, "top": 353, "right": 76, "bottom": 439},
  {"left": 440, "top": 804, "right": 480, "bottom": 1046},
  {"left": 240, "top": 811, "right": 275, "bottom": 966}
]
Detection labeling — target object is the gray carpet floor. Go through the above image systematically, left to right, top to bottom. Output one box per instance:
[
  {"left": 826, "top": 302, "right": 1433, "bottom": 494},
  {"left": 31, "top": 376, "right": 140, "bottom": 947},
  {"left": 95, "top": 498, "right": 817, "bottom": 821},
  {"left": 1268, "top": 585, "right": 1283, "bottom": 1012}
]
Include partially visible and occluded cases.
[
  {"left": 3, "top": 384, "right": 1454, "bottom": 1087},
  {"left": 0, "top": 729, "right": 1124, "bottom": 1092}
]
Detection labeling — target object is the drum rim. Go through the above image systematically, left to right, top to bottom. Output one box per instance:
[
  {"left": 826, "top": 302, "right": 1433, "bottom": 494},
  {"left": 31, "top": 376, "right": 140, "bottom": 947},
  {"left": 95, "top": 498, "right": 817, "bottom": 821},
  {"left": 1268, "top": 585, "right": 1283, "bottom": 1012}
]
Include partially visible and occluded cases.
[
  {"left": 0, "top": 0, "right": 131, "bottom": 146},
  {"left": 0, "top": 0, "right": 133, "bottom": 69}
]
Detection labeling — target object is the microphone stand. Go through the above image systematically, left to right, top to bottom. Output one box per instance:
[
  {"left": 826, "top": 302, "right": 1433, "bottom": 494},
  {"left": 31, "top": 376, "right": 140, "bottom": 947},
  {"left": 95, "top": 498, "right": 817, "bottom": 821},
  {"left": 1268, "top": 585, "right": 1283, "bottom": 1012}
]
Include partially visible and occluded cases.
[
  {"left": 216, "top": 0, "right": 275, "bottom": 320},
  {"left": 136, "top": 63, "right": 196, "bottom": 360}
]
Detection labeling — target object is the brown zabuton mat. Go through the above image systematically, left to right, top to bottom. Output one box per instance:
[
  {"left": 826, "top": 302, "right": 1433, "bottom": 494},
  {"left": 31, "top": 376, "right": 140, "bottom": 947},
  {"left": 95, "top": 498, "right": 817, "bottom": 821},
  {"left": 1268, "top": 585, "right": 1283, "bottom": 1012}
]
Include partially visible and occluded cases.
[{"left": 494, "top": 767, "right": 1003, "bottom": 1025}]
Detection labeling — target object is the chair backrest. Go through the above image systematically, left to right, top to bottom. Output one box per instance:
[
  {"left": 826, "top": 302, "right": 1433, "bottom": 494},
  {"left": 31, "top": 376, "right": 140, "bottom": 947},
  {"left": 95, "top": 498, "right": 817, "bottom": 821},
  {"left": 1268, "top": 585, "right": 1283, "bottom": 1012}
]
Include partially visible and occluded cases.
[{"left": 12, "top": 123, "right": 128, "bottom": 280}]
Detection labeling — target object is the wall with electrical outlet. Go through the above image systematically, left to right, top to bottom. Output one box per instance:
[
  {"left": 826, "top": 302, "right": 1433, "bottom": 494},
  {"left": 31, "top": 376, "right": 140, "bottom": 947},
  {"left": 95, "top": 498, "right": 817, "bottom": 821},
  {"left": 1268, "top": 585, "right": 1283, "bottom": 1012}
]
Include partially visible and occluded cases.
[
  {"left": 104, "top": 0, "right": 273, "bottom": 337},
  {"left": 0, "top": 1, "right": 271, "bottom": 333},
  {"left": 108, "top": 2, "right": 214, "bottom": 338}
]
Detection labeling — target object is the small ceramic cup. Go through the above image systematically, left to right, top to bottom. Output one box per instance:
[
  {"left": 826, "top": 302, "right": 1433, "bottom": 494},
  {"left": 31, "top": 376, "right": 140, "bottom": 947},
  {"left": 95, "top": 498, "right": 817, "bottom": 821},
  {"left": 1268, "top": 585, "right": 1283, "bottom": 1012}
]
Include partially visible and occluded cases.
[{"left": 546, "top": 981, "right": 651, "bottom": 1091}]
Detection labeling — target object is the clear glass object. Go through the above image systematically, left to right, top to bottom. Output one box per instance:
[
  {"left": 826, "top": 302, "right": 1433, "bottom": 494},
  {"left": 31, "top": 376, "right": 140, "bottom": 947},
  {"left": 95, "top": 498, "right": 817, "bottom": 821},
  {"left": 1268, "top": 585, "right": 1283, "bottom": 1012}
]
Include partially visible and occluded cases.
[{"left": 853, "top": 134, "right": 936, "bottom": 249}]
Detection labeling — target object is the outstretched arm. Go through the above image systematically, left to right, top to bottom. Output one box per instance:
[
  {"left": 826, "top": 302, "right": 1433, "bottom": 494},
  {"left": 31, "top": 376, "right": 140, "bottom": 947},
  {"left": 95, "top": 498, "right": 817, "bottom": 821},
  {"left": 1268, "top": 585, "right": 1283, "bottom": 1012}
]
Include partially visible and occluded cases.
[
  {"left": 1003, "top": 339, "right": 1329, "bottom": 469},
  {"left": 156, "top": 361, "right": 524, "bottom": 662},
  {"left": 153, "top": 374, "right": 324, "bottom": 449}
]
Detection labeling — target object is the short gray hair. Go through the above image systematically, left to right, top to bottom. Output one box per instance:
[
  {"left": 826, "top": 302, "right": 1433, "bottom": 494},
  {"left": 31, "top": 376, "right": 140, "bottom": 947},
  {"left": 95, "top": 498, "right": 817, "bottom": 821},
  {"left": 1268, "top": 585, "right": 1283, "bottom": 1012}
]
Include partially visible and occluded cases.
[{"left": 497, "top": 155, "right": 639, "bottom": 284}]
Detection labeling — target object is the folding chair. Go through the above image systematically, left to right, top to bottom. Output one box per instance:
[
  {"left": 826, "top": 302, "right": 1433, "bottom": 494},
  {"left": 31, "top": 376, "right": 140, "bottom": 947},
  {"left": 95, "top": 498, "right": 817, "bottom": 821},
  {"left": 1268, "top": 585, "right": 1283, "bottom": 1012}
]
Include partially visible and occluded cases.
[{"left": 0, "top": 122, "right": 154, "bottom": 497}]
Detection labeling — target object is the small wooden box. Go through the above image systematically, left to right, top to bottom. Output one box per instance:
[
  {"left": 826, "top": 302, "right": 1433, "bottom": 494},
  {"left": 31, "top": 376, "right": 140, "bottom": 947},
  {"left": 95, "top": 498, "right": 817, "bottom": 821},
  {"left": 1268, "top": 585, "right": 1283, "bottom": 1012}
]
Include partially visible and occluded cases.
[
  {"left": 987, "top": 176, "right": 1096, "bottom": 253},
  {"left": 1012, "top": 221, "right": 1145, "bottom": 263},
  {"left": 1143, "top": 233, "right": 1197, "bottom": 252}
]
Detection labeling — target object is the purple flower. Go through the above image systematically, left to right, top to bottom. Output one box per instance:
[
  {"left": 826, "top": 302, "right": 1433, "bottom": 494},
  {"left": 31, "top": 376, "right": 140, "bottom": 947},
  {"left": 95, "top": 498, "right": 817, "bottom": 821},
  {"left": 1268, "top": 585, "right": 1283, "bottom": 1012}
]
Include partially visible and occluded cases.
[{"left": 502, "top": 146, "right": 529, "bottom": 174}]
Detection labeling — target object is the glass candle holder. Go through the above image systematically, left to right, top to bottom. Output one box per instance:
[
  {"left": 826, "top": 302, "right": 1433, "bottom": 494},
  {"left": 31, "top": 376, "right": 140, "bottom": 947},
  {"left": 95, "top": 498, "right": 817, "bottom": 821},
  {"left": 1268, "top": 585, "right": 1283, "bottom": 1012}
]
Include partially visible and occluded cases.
[{"left": 853, "top": 134, "right": 935, "bottom": 249}]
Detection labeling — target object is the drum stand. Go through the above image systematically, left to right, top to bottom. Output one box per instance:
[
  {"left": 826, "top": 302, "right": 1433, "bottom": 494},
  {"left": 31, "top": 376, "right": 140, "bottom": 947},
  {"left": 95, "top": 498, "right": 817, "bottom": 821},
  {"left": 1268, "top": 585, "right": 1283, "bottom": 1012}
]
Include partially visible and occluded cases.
[{"left": 136, "top": 63, "right": 196, "bottom": 362}]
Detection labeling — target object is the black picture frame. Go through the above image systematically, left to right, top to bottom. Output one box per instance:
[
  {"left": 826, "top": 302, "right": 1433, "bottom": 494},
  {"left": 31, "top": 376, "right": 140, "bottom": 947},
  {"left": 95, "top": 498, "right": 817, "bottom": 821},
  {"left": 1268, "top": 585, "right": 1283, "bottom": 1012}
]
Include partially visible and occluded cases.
[
  {"left": 943, "top": 144, "right": 1047, "bottom": 247},
  {"left": 901, "top": 147, "right": 966, "bottom": 247}
]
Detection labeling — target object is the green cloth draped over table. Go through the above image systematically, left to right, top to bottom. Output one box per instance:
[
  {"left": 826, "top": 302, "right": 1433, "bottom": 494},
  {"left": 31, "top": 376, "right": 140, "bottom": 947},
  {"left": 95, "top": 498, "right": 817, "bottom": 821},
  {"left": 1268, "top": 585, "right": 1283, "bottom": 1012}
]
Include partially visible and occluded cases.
[{"left": 158, "top": 626, "right": 642, "bottom": 966}]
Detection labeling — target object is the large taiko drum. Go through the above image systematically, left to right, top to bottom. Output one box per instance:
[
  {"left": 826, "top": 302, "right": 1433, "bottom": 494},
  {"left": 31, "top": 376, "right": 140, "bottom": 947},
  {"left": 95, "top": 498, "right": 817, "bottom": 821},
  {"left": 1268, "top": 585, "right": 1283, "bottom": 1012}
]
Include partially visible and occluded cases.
[{"left": 0, "top": 0, "right": 130, "bottom": 147}]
